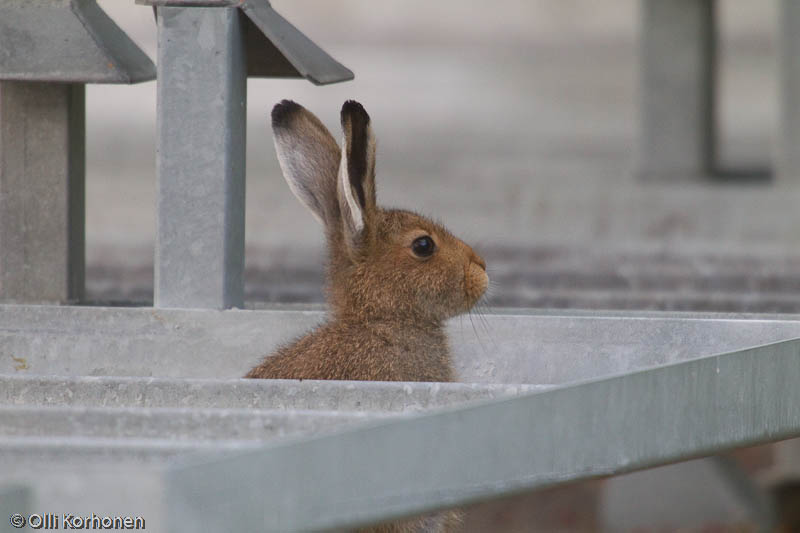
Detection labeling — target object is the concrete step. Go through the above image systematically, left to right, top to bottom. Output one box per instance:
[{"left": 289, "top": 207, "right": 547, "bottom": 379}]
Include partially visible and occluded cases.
[
  {"left": 0, "top": 374, "right": 544, "bottom": 411},
  {"left": 0, "top": 375, "right": 536, "bottom": 463},
  {"left": 0, "top": 377, "right": 540, "bottom": 527},
  {"left": 0, "top": 405, "right": 387, "bottom": 441},
  {"left": 0, "top": 435, "right": 260, "bottom": 463}
]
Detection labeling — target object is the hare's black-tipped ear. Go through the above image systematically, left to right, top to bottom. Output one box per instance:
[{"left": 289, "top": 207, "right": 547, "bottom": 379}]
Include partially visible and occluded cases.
[
  {"left": 272, "top": 100, "right": 341, "bottom": 226},
  {"left": 338, "top": 100, "right": 377, "bottom": 252}
]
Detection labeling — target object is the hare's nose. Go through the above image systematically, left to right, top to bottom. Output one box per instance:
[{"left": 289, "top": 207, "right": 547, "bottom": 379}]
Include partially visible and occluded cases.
[{"left": 471, "top": 250, "right": 486, "bottom": 271}]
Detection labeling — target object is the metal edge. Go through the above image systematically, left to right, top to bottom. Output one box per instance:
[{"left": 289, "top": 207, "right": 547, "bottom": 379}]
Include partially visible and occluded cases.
[
  {"left": 71, "top": 0, "right": 156, "bottom": 84},
  {"left": 241, "top": 0, "right": 354, "bottom": 85}
]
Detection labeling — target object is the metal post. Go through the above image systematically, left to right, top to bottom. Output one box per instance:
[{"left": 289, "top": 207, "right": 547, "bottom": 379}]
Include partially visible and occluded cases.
[
  {"left": 638, "top": 0, "right": 716, "bottom": 179},
  {"left": 777, "top": 0, "right": 800, "bottom": 181},
  {"left": 154, "top": 7, "right": 246, "bottom": 309},
  {"left": 0, "top": 81, "right": 85, "bottom": 303}
]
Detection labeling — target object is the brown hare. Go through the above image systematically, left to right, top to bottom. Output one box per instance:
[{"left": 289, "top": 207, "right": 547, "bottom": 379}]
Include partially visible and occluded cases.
[{"left": 246, "top": 100, "right": 488, "bottom": 532}]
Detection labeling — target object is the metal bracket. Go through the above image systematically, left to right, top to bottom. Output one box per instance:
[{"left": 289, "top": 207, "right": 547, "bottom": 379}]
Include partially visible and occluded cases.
[{"left": 137, "top": 0, "right": 354, "bottom": 84}]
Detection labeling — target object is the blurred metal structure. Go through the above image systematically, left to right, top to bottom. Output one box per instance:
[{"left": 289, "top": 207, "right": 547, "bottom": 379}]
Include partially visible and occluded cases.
[
  {"left": 0, "top": 0, "right": 155, "bottom": 304},
  {"left": 137, "top": 0, "right": 352, "bottom": 309},
  {"left": 638, "top": 0, "right": 715, "bottom": 179},
  {"left": 639, "top": 0, "right": 800, "bottom": 183},
  {"left": 778, "top": 0, "right": 800, "bottom": 181}
]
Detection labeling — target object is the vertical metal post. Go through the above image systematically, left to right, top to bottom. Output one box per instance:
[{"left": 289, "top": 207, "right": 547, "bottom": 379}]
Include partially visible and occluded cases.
[
  {"left": 638, "top": 0, "right": 716, "bottom": 179},
  {"left": 777, "top": 0, "right": 800, "bottom": 181},
  {"left": 155, "top": 7, "right": 246, "bottom": 309},
  {"left": 0, "top": 81, "right": 85, "bottom": 303}
]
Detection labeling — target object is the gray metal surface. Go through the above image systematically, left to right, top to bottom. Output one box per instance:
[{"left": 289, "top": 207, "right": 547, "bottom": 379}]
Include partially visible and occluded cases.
[
  {"left": 0, "top": 0, "right": 155, "bottom": 84},
  {"left": 241, "top": 0, "right": 354, "bottom": 84},
  {"left": 638, "top": 0, "right": 715, "bottom": 178},
  {"left": 778, "top": 0, "right": 800, "bottom": 181},
  {"left": 154, "top": 7, "right": 246, "bottom": 309},
  {"left": 0, "top": 82, "right": 85, "bottom": 303},
  {"left": 5, "top": 304, "right": 800, "bottom": 384},
  {"left": 166, "top": 338, "right": 800, "bottom": 532},
  {"left": 0, "top": 374, "right": 536, "bottom": 530},
  {"left": 0, "top": 436, "right": 258, "bottom": 463},
  {"left": 1, "top": 462, "right": 162, "bottom": 528},
  {"left": 0, "top": 486, "right": 30, "bottom": 533}
]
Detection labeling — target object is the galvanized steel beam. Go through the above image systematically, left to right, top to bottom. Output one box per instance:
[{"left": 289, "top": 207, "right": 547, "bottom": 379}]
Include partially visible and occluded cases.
[
  {"left": 0, "top": 0, "right": 154, "bottom": 304},
  {"left": 0, "top": 0, "right": 155, "bottom": 84},
  {"left": 138, "top": 0, "right": 355, "bottom": 84},
  {"left": 145, "top": 0, "right": 351, "bottom": 308},
  {"left": 638, "top": 0, "right": 716, "bottom": 179},
  {"left": 777, "top": 0, "right": 800, "bottom": 181},
  {"left": 154, "top": 7, "right": 247, "bottom": 309},
  {"left": 0, "top": 82, "right": 85, "bottom": 303},
  {"left": 166, "top": 338, "right": 800, "bottom": 532}
]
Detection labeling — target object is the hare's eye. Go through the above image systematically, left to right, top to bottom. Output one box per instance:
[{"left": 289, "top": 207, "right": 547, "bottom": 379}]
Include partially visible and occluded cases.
[{"left": 411, "top": 236, "right": 436, "bottom": 258}]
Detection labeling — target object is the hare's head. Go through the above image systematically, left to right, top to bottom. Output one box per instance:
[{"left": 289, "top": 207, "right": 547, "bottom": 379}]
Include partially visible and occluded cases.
[{"left": 271, "top": 100, "right": 488, "bottom": 323}]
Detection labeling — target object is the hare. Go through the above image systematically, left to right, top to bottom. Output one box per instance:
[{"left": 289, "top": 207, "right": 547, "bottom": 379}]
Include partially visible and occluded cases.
[{"left": 246, "top": 100, "right": 488, "bottom": 532}]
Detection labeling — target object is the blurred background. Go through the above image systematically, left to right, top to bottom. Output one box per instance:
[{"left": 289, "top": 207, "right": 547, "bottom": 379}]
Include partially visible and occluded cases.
[{"left": 89, "top": 0, "right": 800, "bottom": 313}]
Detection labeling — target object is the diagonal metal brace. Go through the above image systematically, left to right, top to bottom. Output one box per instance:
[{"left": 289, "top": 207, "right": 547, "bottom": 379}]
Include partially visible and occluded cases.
[{"left": 137, "top": 0, "right": 353, "bottom": 84}]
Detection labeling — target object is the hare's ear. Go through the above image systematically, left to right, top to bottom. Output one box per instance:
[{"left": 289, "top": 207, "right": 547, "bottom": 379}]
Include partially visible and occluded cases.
[
  {"left": 271, "top": 100, "right": 340, "bottom": 226},
  {"left": 338, "top": 100, "right": 377, "bottom": 252}
]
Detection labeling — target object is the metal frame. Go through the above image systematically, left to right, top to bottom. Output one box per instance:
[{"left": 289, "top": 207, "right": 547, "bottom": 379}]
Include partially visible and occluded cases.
[
  {"left": 0, "top": 0, "right": 155, "bottom": 304},
  {"left": 141, "top": 0, "right": 352, "bottom": 309},
  {"left": 638, "top": 0, "right": 716, "bottom": 179},
  {"left": 778, "top": 0, "right": 800, "bottom": 181},
  {"left": 153, "top": 6, "right": 247, "bottom": 309},
  {"left": 165, "top": 338, "right": 800, "bottom": 531}
]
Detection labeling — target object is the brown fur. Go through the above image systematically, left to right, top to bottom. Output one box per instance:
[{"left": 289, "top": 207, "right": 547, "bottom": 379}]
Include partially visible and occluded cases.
[{"left": 246, "top": 101, "right": 488, "bottom": 532}]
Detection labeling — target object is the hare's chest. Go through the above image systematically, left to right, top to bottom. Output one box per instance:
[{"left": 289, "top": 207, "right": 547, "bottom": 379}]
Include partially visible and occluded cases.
[{"left": 366, "top": 335, "right": 454, "bottom": 383}]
